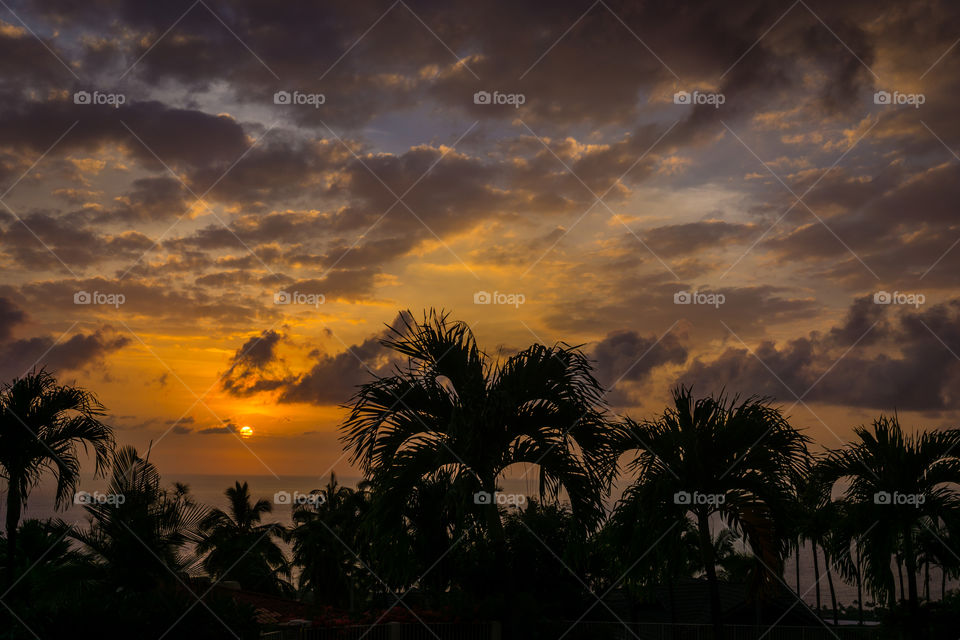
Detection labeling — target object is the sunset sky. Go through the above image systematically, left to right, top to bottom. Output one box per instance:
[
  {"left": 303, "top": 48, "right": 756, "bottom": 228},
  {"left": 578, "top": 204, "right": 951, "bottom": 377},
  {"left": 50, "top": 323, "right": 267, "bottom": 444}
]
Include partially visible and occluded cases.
[{"left": 2, "top": 0, "right": 960, "bottom": 478}]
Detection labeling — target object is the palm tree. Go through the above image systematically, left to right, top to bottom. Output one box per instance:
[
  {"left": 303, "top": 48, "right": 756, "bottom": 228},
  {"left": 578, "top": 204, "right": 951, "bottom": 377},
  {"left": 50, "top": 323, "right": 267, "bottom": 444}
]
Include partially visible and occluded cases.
[
  {"left": 340, "top": 309, "right": 618, "bottom": 545},
  {"left": 0, "top": 370, "right": 114, "bottom": 584},
  {"left": 616, "top": 386, "right": 810, "bottom": 638},
  {"left": 819, "top": 415, "right": 960, "bottom": 629},
  {"left": 71, "top": 445, "right": 207, "bottom": 590},
  {"left": 290, "top": 473, "right": 370, "bottom": 608},
  {"left": 196, "top": 481, "right": 289, "bottom": 594}
]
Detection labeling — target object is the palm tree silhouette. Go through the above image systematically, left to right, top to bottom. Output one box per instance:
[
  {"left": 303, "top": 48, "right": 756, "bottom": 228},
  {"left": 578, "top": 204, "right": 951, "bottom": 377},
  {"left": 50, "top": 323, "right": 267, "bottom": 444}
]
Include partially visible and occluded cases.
[
  {"left": 341, "top": 309, "right": 618, "bottom": 544},
  {"left": 0, "top": 369, "right": 114, "bottom": 585},
  {"left": 617, "top": 386, "right": 810, "bottom": 638},
  {"left": 819, "top": 415, "right": 960, "bottom": 630},
  {"left": 72, "top": 445, "right": 207, "bottom": 590},
  {"left": 290, "top": 473, "right": 369, "bottom": 608},
  {"left": 196, "top": 481, "right": 290, "bottom": 594}
]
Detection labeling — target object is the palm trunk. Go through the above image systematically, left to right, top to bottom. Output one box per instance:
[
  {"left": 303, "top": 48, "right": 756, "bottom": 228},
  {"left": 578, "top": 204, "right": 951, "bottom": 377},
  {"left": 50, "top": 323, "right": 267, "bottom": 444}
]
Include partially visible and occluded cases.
[
  {"left": 5, "top": 478, "right": 21, "bottom": 587},
  {"left": 697, "top": 510, "right": 724, "bottom": 640},
  {"left": 903, "top": 528, "right": 920, "bottom": 623},
  {"left": 812, "top": 540, "right": 822, "bottom": 613},
  {"left": 795, "top": 541, "right": 801, "bottom": 596},
  {"left": 855, "top": 546, "right": 864, "bottom": 624},
  {"left": 897, "top": 555, "right": 905, "bottom": 602},
  {"left": 825, "top": 559, "right": 838, "bottom": 625},
  {"left": 924, "top": 560, "right": 930, "bottom": 601},
  {"left": 942, "top": 565, "right": 947, "bottom": 601}
]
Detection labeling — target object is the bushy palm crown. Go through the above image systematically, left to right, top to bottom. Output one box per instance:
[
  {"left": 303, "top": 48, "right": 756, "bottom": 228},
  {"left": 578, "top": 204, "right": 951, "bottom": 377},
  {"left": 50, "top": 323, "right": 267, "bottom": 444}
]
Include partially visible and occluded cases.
[
  {"left": 341, "top": 309, "right": 617, "bottom": 530},
  {"left": 0, "top": 369, "right": 113, "bottom": 514},
  {"left": 618, "top": 386, "right": 810, "bottom": 586},
  {"left": 818, "top": 415, "right": 960, "bottom": 606},
  {"left": 72, "top": 446, "right": 207, "bottom": 589},
  {"left": 196, "top": 481, "right": 289, "bottom": 593}
]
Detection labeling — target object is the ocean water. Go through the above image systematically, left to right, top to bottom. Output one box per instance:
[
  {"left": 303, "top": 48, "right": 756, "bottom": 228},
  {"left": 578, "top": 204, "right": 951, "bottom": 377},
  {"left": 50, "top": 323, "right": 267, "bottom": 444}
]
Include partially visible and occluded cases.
[{"left": 3, "top": 473, "right": 955, "bottom": 608}]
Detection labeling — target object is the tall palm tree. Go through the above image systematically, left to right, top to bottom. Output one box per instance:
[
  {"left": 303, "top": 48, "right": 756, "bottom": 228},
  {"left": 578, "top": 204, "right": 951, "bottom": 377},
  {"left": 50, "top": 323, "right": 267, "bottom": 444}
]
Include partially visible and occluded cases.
[
  {"left": 341, "top": 309, "right": 618, "bottom": 545},
  {"left": 0, "top": 370, "right": 114, "bottom": 584},
  {"left": 616, "top": 386, "right": 810, "bottom": 638},
  {"left": 819, "top": 415, "right": 960, "bottom": 629},
  {"left": 71, "top": 445, "right": 207, "bottom": 590},
  {"left": 290, "top": 473, "right": 369, "bottom": 608},
  {"left": 196, "top": 481, "right": 289, "bottom": 594}
]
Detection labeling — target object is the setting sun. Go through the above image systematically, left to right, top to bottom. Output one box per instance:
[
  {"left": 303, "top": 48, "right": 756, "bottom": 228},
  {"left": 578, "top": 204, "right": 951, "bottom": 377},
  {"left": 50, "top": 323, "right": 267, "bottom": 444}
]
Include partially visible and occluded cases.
[{"left": 239, "top": 425, "right": 253, "bottom": 438}]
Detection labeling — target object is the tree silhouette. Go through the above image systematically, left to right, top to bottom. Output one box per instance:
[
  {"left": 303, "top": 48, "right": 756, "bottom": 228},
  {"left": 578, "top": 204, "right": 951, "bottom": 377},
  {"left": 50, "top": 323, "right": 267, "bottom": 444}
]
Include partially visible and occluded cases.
[{"left": 0, "top": 369, "right": 113, "bottom": 585}]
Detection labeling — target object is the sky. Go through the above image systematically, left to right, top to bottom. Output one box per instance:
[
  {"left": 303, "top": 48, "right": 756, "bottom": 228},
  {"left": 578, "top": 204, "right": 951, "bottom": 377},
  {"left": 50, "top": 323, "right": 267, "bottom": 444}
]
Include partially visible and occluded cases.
[{"left": 2, "top": 0, "right": 960, "bottom": 478}]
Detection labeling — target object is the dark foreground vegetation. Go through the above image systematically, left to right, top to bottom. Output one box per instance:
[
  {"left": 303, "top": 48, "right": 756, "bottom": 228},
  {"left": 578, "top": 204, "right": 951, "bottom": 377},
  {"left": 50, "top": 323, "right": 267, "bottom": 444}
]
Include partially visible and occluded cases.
[{"left": 2, "top": 310, "right": 960, "bottom": 639}]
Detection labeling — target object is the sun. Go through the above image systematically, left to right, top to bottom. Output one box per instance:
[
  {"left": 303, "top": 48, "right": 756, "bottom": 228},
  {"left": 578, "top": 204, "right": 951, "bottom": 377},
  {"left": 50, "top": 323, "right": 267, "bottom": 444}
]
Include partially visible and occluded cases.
[{"left": 239, "top": 425, "right": 254, "bottom": 438}]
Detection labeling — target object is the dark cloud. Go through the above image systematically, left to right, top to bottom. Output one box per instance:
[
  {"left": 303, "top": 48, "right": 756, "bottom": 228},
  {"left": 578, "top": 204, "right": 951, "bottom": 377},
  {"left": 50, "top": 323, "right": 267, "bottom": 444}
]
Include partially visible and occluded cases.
[
  {"left": 680, "top": 297, "right": 960, "bottom": 411},
  {"left": 220, "top": 329, "right": 287, "bottom": 396}
]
